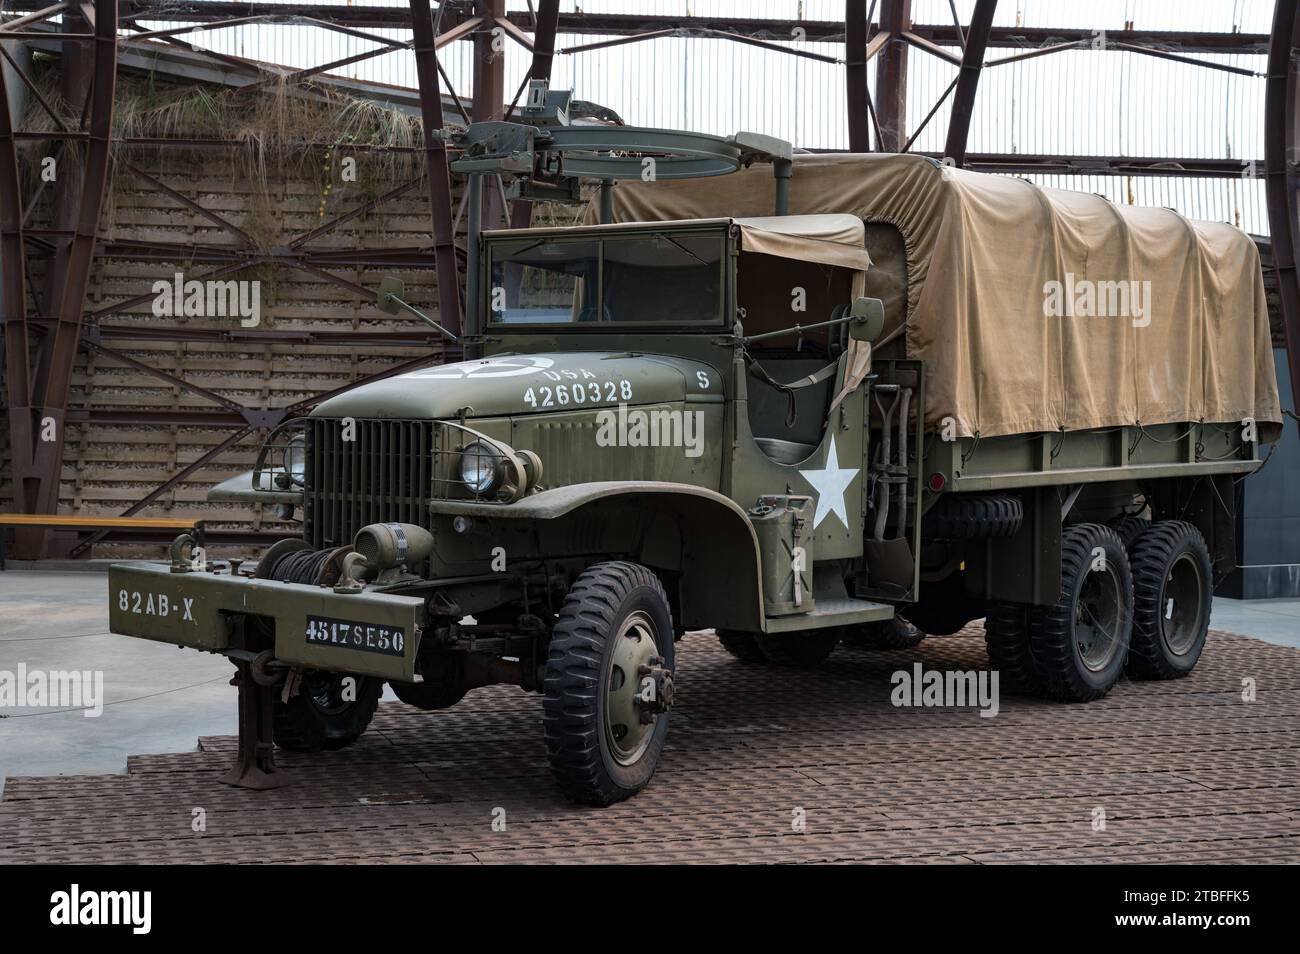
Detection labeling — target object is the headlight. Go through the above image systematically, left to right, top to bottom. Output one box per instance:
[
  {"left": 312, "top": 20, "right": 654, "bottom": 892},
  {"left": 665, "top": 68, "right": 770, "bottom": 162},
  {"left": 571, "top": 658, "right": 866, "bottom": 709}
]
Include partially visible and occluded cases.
[
  {"left": 285, "top": 435, "right": 307, "bottom": 486},
  {"left": 459, "top": 441, "right": 501, "bottom": 495}
]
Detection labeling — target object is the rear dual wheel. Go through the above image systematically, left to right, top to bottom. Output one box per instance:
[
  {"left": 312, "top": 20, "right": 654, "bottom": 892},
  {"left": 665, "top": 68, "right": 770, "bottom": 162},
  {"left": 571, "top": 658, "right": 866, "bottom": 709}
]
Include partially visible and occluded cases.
[
  {"left": 983, "top": 521, "right": 1212, "bottom": 702},
  {"left": 1126, "top": 521, "right": 1212, "bottom": 679},
  {"left": 983, "top": 524, "right": 1133, "bottom": 701},
  {"left": 1030, "top": 524, "right": 1133, "bottom": 702}
]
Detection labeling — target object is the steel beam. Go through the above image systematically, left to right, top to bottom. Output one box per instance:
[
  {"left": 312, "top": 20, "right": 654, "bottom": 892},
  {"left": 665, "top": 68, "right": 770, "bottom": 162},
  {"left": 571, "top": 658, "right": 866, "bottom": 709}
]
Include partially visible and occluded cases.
[
  {"left": 26, "top": 0, "right": 116, "bottom": 523},
  {"left": 411, "top": 0, "right": 463, "bottom": 337},
  {"left": 472, "top": 0, "right": 505, "bottom": 231},
  {"left": 875, "top": 0, "right": 911, "bottom": 152},
  {"left": 943, "top": 0, "right": 996, "bottom": 166},
  {"left": 1266, "top": 0, "right": 1300, "bottom": 434},
  {"left": 845, "top": 1, "right": 870, "bottom": 152},
  {"left": 2, "top": 4, "right": 1272, "bottom": 53},
  {"left": 0, "top": 15, "right": 34, "bottom": 512},
  {"left": 916, "top": 152, "right": 1265, "bottom": 179},
  {"left": 77, "top": 321, "right": 446, "bottom": 347}
]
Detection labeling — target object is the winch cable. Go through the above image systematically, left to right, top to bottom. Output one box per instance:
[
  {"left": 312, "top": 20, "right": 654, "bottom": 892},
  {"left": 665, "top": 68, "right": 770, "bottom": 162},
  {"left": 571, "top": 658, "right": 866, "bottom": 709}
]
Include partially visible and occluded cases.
[{"left": 267, "top": 546, "right": 336, "bottom": 585}]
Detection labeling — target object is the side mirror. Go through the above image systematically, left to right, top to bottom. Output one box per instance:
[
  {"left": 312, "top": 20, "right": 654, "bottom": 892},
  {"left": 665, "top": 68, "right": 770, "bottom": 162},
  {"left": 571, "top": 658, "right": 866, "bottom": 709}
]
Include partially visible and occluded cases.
[
  {"left": 376, "top": 276, "right": 406, "bottom": 315},
  {"left": 848, "top": 297, "right": 886, "bottom": 343}
]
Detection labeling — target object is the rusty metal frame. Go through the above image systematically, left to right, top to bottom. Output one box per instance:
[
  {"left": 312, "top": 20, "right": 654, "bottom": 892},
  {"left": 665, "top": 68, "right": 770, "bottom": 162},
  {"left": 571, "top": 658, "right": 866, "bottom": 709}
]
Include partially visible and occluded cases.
[
  {"left": 4, "top": 0, "right": 116, "bottom": 532},
  {"left": 411, "top": 0, "right": 463, "bottom": 337},
  {"left": 874, "top": 0, "right": 910, "bottom": 152},
  {"left": 943, "top": 0, "right": 996, "bottom": 165},
  {"left": 845, "top": 1, "right": 873, "bottom": 152},
  {"left": 0, "top": 7, "right": 35, "bottom": 511}
]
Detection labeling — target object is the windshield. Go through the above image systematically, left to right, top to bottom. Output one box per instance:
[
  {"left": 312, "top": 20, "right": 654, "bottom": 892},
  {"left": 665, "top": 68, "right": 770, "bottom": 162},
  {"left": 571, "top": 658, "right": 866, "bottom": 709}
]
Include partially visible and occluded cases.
[{"left": 486, "top": 229, "right": 725, "bottom": 328}]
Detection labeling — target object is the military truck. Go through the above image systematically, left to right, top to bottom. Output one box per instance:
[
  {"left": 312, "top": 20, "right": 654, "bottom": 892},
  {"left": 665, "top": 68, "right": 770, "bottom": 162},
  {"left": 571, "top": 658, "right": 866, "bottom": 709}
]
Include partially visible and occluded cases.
[{"left": 107, "top": 90, "right": 1282, "bottom": 805}]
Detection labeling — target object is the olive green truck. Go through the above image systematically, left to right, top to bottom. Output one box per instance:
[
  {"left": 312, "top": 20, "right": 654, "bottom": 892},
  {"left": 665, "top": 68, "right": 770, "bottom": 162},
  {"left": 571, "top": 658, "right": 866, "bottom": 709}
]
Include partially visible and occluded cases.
[{"left": 108, "top": 106, "right": 1282, "bottom": 805}]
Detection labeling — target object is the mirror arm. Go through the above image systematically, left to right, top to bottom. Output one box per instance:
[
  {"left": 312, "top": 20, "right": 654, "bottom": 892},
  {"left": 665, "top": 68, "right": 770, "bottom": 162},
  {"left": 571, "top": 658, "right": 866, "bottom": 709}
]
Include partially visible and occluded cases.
[
  {"left": 379, "top": 293, "right": 460, "bottom": 343},
  {"left": 741, "top": 311, "right": 868, "bottom": 346}
]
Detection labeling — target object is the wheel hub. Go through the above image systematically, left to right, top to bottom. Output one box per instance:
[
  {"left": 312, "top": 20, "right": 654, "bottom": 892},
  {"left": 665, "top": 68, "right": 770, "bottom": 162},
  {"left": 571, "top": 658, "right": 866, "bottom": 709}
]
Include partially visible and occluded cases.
[
  {"left": 1162, "top": 553, "right": 1205, "bottom": 656},
  {"left": 1074, "top": 565, "right": 1123, "bottom": 672},
  {"left": 604, "top": 611, "right": 671, "bottom": 765},
  {"left": 304, "top": 671, "right": 355, "bottom": 715}
]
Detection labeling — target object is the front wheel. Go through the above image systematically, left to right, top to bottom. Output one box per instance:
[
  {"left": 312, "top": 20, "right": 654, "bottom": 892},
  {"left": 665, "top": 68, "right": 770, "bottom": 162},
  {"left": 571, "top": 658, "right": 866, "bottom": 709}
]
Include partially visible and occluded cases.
[
  {"left": 542, "top": 562, "right": 676, "bottom": 806},
  {"left": 273, "top": 671, "right": 382, "bottom": 752}
]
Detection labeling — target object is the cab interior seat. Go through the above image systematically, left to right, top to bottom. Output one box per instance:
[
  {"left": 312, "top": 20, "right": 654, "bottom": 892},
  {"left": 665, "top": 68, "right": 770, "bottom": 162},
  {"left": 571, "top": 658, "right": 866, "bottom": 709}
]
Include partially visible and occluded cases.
[{"left": 745, "top": 348, "right": 835, "bottom": 464}]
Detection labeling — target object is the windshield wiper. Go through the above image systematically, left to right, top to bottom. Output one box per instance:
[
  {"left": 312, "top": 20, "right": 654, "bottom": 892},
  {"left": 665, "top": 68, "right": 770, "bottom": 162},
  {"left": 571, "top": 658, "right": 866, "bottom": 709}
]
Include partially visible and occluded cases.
[{"left": 654, "top": 233, "right": 709, "bottom": 267}]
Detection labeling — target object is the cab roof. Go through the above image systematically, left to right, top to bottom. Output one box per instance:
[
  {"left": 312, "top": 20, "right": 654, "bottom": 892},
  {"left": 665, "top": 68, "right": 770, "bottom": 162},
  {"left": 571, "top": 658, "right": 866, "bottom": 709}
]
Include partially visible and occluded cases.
[{"left": 482, "top": 213, "right": 871, "bottom": 273}]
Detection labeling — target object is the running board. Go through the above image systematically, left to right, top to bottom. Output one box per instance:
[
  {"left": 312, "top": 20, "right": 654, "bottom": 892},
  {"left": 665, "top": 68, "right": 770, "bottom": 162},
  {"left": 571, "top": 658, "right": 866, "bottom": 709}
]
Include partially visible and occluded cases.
[{"left": 762, "top": 597, "right": 894, "bottom": 633}]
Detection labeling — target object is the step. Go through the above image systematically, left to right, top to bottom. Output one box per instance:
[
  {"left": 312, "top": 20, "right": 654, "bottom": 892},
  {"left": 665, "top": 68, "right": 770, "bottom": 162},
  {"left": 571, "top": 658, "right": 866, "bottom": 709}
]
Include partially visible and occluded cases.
[{"left": 762, "top": 597, "right": 894, "bottom": 633}]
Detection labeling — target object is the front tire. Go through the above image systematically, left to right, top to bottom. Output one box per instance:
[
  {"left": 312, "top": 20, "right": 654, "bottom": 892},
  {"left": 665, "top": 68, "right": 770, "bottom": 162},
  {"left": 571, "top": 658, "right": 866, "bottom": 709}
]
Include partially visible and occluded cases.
[
  {"left": 1126, "top": 521, "right": 1212, "bottom": 679},
  {"left": 542, "top": 562, "right": 676, "bottom": 806},
  {"left": 273, "top": 671, "right": 381, "bottom": 752}
]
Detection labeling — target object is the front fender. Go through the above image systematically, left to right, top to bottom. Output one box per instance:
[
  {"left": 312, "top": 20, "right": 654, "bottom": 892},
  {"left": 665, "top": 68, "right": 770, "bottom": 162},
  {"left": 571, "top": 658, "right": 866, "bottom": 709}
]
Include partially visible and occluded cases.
[
  {"left": 207, "top": 469, "right": 302, "bottom": 505},
  {"left": 431, "top": 482, "right": 766, "bottom": 632}
]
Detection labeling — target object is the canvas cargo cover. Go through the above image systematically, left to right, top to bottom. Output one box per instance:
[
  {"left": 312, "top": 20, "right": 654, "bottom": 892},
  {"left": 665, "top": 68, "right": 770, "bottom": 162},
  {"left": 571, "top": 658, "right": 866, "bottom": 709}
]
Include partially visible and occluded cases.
[{"left": 600, "top": 153, "right": 1282, "bottom": 440}]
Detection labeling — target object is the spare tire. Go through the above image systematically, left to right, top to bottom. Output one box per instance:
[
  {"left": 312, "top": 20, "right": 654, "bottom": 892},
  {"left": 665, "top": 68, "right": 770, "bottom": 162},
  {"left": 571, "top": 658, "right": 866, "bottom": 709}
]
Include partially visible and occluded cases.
[{"left": 922, "top": 493, "right": 1024, "bottom": 540}]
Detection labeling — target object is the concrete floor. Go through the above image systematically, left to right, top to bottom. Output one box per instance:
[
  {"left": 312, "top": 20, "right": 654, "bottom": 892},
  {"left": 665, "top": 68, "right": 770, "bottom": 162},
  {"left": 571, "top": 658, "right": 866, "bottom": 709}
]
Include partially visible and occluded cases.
[
  {"left": 1, "top": 566, "right": 1297, "bottom": 792},
  {"left": 0, "top": 570, "right": 234, "bottom": 790},
  {"left": 1204, "top": 596, "right": 1300, "bottom": 649}
]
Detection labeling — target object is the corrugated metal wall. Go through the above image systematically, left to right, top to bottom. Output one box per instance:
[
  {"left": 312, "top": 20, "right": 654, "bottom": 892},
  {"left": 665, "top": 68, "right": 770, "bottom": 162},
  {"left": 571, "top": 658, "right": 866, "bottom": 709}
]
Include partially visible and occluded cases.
[{"left": 125, "top": 1, "right": 1271, "bottom": 233}]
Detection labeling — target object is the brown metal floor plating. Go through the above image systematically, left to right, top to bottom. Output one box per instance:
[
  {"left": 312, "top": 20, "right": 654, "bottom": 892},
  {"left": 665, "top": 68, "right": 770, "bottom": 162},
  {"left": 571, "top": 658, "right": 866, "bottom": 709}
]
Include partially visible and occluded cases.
[{"left": 3, "top": 628, "right": 1298, "bottom": 864}]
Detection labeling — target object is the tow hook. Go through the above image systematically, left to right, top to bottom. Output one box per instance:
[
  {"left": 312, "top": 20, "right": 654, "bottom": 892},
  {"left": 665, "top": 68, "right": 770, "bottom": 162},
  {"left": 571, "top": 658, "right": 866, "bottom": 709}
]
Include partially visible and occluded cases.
[{"left": 635, "top": 656, "right": 675, "bottom": 724}]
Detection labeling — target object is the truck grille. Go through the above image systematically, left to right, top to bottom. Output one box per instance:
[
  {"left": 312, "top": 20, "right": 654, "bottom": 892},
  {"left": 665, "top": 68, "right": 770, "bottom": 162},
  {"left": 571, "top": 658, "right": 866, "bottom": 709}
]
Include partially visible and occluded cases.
[{"left": 304, "top": 418, "right": 443, "bottom": 549}]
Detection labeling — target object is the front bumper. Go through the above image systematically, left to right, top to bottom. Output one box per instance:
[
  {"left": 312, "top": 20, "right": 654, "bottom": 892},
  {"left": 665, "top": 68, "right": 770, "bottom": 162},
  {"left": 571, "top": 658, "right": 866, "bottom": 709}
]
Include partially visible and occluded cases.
[{"left": 108, "top": 562, "right": 425, "bottom": 681}]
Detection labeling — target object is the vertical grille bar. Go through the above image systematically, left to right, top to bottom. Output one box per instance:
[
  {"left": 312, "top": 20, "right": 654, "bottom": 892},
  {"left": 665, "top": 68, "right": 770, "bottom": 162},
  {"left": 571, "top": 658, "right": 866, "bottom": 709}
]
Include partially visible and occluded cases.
[
  {"left": 330, "top": 420, "right": 340, "bottom": 547},
  {"left": 418, "top": 422, "right": 429, "bottom": 522}
]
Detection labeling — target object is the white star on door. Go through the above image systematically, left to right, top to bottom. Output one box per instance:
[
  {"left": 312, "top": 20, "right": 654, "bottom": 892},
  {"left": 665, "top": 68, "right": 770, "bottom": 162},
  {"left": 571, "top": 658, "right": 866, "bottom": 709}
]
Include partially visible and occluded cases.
[{"left": 799, "top": 437, "right": 859, "bottom": 529}]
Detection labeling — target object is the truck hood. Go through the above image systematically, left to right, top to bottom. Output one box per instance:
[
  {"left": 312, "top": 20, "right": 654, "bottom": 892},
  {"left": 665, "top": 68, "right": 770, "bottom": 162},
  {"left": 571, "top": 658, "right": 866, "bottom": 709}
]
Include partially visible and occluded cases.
[{"left": 312, "top": 352, "right": 723, "bottom": 420}]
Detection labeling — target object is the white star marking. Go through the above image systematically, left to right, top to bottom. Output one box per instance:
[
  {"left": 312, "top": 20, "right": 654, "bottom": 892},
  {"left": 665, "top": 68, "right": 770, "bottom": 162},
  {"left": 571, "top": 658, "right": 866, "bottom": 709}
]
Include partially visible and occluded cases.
[{"left": 799, "top": 438, "right": 860, "bottom": 529}]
